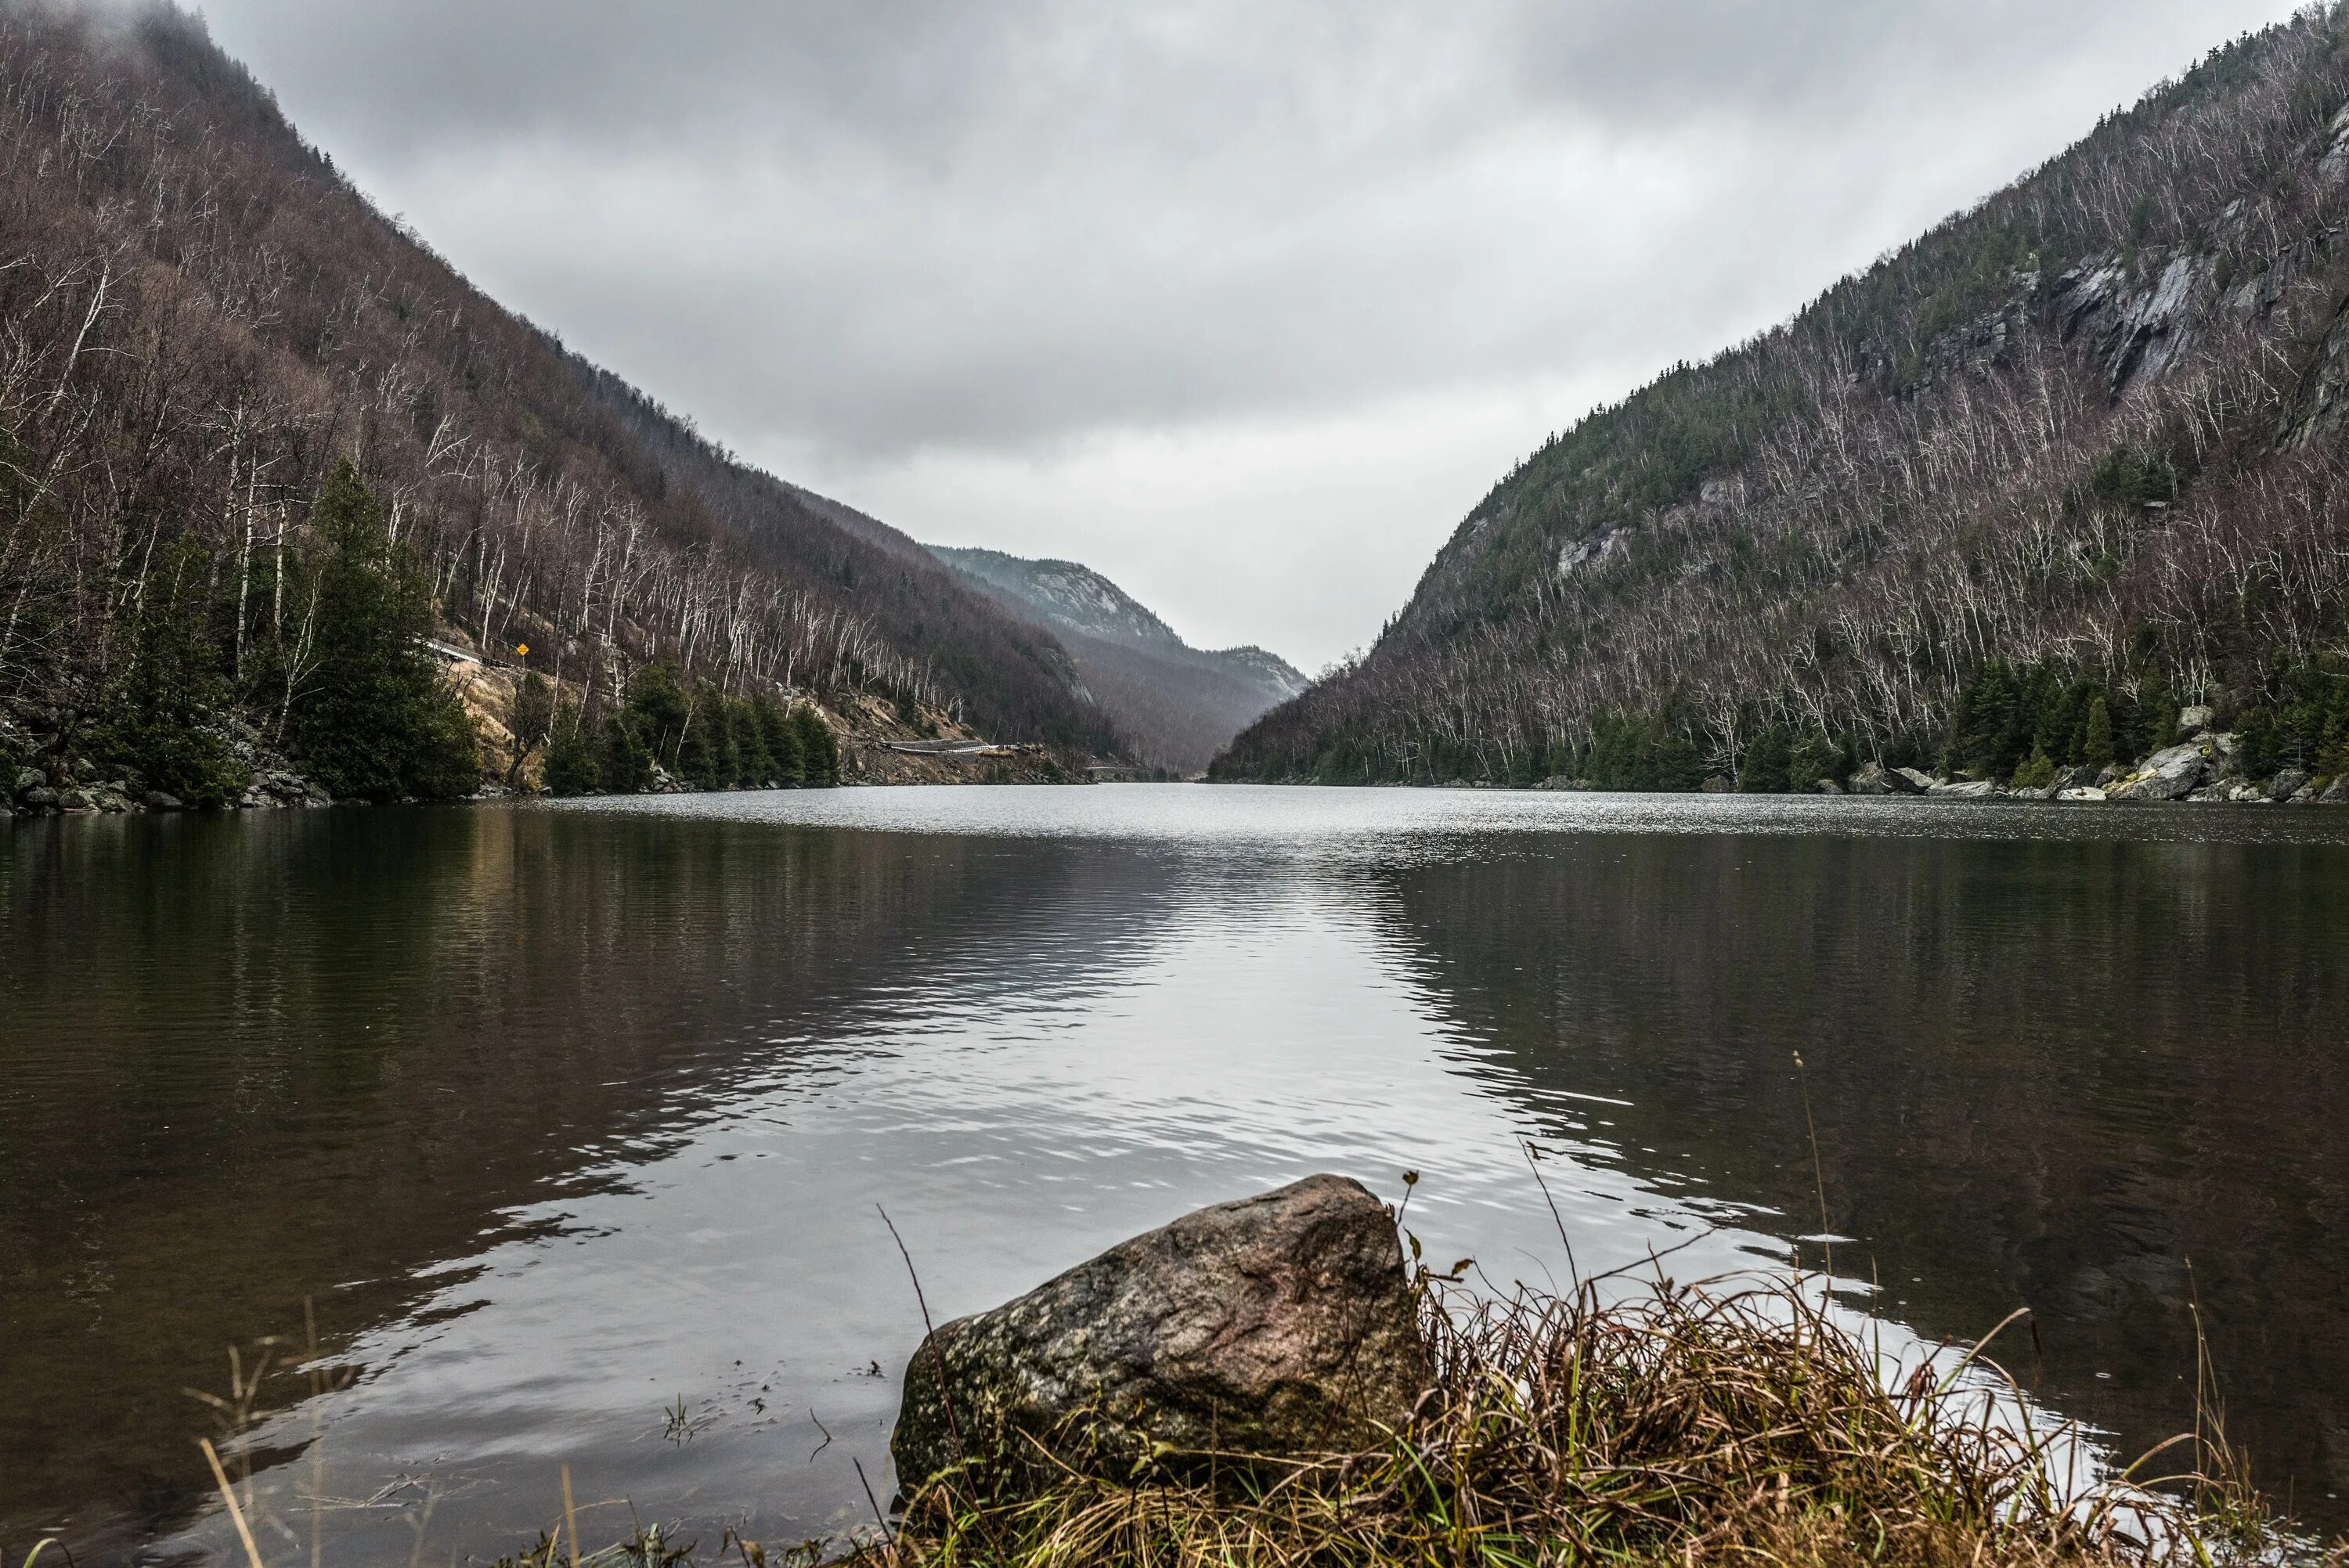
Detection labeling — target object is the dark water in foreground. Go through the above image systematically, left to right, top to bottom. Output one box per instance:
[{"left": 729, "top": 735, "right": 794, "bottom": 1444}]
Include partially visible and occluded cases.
[{"left": 5, "top": 786, "right": 2348, "bottom": 1562}]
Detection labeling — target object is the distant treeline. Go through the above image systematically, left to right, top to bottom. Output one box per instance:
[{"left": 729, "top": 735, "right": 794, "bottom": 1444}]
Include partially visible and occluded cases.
[
  {"left": 1241, "top": 653, "right": 2349, "bottom": 791},
  {"left": 538, "top": 663, "right": 841, "bottom": 796}
]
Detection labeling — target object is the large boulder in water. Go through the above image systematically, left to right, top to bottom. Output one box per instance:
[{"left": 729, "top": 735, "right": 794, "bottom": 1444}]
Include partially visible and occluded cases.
[{"left": 891, "top": 1175, "right": 1426, "bottom": 1494}]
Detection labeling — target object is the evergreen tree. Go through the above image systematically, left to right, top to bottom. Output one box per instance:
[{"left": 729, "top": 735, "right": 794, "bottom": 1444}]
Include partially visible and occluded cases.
[
  {"left": 2088, "top": 445, "right": 2179, "bottom": 508},
  {"left": 292, "top": 463, "right": 482, "bottom": 801},
  {"left": 96, "top": 534, "right": 249, "bottom": 806},
  {"left": 2237, "top": 658, "right": 2349, "bottom": 776},
  {"left": 1950, "top": 661, "right": 2020, "bottom": 777},
  {"left": 622, "top": 663, "right": 690, "bottom": 772},
  {"left": 2133, "top": 669, "right": 2178, "bottom": 755},
  {"left": 677, "top": 679, "right": 731, "bottom": 789},
  {"left": 2043, "top": 679, "right": 2097, "bottom": 765},
  {"left": 754, "top": 693, "right": 804, "bottom": 785},
  {"left": 728, "top": 697, "right": 775, "bottom": 786},
  {"left": 2084, "top": 697, "right": 2115, "bottom": 769},
  {"left": 792, "top": 703, "right": 840, "bottom": 786},
  {"left": 541, "top": 705, "right": 600, "bottom": 795},
  {"left": 2322, "top": 708, "right": 2349, "bottom": 780},
  {"left": 598, "top": 712, "right": 652, "bottom": 793},
  {"left": 1737, "top": 724, "right": 1792, "bottom": 793},
  {"left": 1650, "top": 729, "right": 1702, "bottom": 791},
  {"left": 1785, "top": 730, "right": 1842, "bottom": 791}
]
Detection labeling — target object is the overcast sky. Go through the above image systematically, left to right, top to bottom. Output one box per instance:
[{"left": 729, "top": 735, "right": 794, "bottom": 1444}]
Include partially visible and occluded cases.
[{"left": 187, "top": 2, "right": 2302, "bottom": 671}]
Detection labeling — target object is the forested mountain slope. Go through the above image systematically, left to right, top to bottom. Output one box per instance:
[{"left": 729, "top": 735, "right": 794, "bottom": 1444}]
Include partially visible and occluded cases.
[
  {"left": 0, "top": 1, "right": 1122, "bottom": 791},
  {"left": 1220, "top": 7, "right": 2349, "bottom": 792},
  {"left": 929, "top": 545, "right": 1306, "bottom": 772}
]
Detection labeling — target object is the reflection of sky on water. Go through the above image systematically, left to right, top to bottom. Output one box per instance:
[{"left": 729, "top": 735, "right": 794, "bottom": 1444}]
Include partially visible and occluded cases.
[
  {"left": 576, "top": 779, "right": 2349, "bottom": 849},
  {"left": 12, "top": 786, "right": 2338, "bottom": 1563},
  {"left": 194, "top": 838, "right": 1820, "bottom": 1566}
]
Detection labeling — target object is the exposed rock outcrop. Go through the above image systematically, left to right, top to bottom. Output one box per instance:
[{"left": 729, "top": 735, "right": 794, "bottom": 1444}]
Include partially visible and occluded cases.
[
  {"left": 2108, "top": 742, "right": 2210, "bottom": 801},
  {"left": 1848, "top": 761, "right": 1894, "bottom": 795},
  {"left": 892, "top": 1175, "right": 1426, "bottom": 1496}
]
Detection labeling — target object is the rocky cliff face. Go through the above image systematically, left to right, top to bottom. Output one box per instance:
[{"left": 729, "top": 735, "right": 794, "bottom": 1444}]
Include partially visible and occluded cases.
[
  {"left": 1218, "top": 9, "right": 2349, "bottom": 790},
  {"left": 931, "top": 548, "right": 1189, "bottom": 652},
  {"left": 1215, "top": 646, "right": 1312, "bottom": 704}
]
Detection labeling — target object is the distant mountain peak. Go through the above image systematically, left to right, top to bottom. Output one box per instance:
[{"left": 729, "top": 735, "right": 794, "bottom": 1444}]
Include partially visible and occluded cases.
[
  {"left": 925, "top": 543, "right": 1306, "bottom": 772},
  {"left": 927, "top": 546, "right": 1185, "bottom": 653},
  {"left": 1209, "top": 646, "right": 1310, "bottom": 703}
]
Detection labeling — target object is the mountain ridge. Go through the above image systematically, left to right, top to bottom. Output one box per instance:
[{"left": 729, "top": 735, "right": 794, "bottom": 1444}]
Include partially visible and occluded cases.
[
  {"left": 0, "top": 0, "right": 1126, "bottom": 788},
  {"left": 1217, "top": 6, "right": 2349, "bottom": 794},
  {"left": 927, "top": 545, "right": 1305, "bottom": 772}
]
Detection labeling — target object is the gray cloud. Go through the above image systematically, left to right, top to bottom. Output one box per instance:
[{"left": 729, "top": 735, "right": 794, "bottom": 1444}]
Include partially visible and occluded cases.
[{"left": 189, "top": 0, "right": 2303, "bottom": 666}]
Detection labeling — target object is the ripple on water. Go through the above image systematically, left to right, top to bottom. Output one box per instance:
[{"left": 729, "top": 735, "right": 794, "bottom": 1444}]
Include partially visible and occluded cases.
[{"left": 3, "top": 788, "right": 2345, "bottom": 1559}]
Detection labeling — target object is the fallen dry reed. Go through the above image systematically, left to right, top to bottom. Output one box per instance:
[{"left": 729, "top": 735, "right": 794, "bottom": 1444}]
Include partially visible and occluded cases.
[
  {"left": 150, "top": 1227, "right": 2322, "bottom": 1568},
  {"left": 837, "top": 1271, "right": 2312, "bottom": 1568}
]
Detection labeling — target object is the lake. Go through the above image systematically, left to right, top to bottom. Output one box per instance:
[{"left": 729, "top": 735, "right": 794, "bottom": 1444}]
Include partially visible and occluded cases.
[{"left": 5, "top": 786, "right": 2347, "bottom": 1563}]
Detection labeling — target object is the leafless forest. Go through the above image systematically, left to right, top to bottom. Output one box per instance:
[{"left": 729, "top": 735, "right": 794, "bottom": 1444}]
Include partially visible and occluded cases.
[
  {"left": 0, "top": 4, "right": 1123, "bottom": 767},
  {"left": 1221, "top": 6, "right": 2349, "bottom": 784}
]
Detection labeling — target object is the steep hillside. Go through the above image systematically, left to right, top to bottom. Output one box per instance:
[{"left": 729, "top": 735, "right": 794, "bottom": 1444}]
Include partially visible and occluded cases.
[
  {"left": 0, "top": 2, "right": 1121, "bottom": 788},
  {"left": 1220, "top": 8, "right": 2349, "bottom": 796},
  {"left": 929, "top": 546, "right": 1306, "bottom": 771}
]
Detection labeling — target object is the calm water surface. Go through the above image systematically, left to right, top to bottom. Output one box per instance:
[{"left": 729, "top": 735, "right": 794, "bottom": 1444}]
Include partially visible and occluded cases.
[{"left": 5, "top": 786, "right": 2347, "bottom": 1561}]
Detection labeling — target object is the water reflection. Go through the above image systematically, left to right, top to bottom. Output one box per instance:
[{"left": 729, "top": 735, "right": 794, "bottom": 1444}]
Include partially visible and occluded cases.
[
  {"left": 5, "top": 789, "right": 2346, "bottom": 1563},
  {"left": 2, "top": 807, "right": 1160, "bottom": 1556},
  {"left": 1368, "top": 832, "right": 2349, "bottom": 1513}
]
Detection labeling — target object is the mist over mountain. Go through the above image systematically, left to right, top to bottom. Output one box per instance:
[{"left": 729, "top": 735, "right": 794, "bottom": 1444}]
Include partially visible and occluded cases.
[
  {"left": 1219, "top": 6, "right": 2349, "bottom": 794},
  {"left": 929, "top": 547, "right": 1304, "bottom": 773}
]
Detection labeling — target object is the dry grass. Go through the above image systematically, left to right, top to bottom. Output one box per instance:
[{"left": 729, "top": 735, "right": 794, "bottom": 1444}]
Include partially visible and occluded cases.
[
  {"left": 153, "top": 1267, "right": 2320, "bottom": 1568},
  {"left": 831, "top": 1273, "right": 2309, "bottom": 1568}
]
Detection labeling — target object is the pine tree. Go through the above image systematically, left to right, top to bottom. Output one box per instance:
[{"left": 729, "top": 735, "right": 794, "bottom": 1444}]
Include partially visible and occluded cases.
[
  {"left": 292, "top": 463, "right": 482, "bottom": 801},
  {"left": 96, "top": 534, "right": 250, "bottom": 806},
  {"left": 1951, "top": 661, "right": 2019, "bottom": 777},
  {"left": 622, "top": 663, "right": 690, "bottom": 772},
  {"left": 2134, "top": 669, "right": 2178, "bottom": 755},
  {"left": 678, "top": 679, "right": 731, "bottom": 789},
  {"left": 754, "top": 693, "right": 803, "bottom": 785},
  {"left": 2084, "top": 696, "right": 2115, "bottom": 770},
  {"left": 727, "top": 697, "right": 774, "bottom": 786},
  {"left": 792, "top": 703, "right": 840, "bottom": 786},
  {"left": 541, "top": 705, "right": 600, "bottom": 795},
  {"left": 2319, "top": 707, "right": 2349, "bottom": 781},
  {"left": 598, "top": 713, "right": 652, "bottom": 793},
  {"left": 1737, "top": 724, "right": 1792, "bottom": 793},
  {"left": 1785, "top": 730, "right": 1842, "bottom": 791}
]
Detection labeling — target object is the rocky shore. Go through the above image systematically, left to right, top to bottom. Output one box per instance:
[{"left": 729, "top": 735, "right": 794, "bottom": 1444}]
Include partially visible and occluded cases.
[
  {"left": 0, "top": 644, "right": 1091, "bottom": 820},
  {"left": 1528, "top": 705, "right": 2348, "bottom": 805},
  {"left": 2, "top": 710, "right": 334, "bottom": 820}
]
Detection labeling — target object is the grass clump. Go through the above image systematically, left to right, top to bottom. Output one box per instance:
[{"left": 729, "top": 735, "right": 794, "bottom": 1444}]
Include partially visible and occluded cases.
[{"left": 846, "top": 1274, "right": 2285, "bottom": 1568}]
